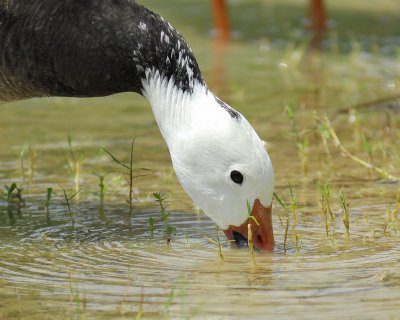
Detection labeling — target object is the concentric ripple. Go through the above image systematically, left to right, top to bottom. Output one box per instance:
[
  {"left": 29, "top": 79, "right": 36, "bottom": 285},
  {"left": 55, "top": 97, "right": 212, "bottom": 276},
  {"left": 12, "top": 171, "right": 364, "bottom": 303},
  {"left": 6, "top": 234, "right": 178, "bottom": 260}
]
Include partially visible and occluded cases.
[{"left": 1, "top": 195, "right": 400, "bottom": 319}]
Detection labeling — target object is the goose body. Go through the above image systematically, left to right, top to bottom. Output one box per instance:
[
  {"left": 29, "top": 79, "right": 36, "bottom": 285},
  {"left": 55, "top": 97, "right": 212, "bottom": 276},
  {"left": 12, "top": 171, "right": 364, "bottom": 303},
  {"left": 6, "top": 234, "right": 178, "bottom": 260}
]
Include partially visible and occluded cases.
[{"left": 0, "top": 0, "right": 275, "bottom": 250}]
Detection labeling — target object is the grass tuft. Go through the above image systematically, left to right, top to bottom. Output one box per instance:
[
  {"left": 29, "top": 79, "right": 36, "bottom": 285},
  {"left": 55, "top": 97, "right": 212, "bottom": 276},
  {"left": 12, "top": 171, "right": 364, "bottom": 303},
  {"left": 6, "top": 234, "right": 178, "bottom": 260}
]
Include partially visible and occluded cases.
[
  {"left": 285, "top": 102, "right": 309, "bottom": 176},
  {"left": 321, "top": 117, "right": 399, "bottom": 181},
  {"left": 64, "top": 136, "right": 86, "bottom": 195},
  {"left": 103, "top": 139, "right": 150, "bottom": 219},
  {"left": 319, "top": 182, "right": 334, "bottom": 220},
  {"left": 4, "top": 183, "right": 24, "bottom": 204},
  {"left": 62, "top": 188, "right": 79, "bottom": 227},
  {"left": 339, "top": 189, "right": 350, "bottom": 239},
  {"left": 153, "top": 192, "right": 176, "bottom": 240},
  {"left": 246, "top": 200, "right": 256, "bottom": 264}
]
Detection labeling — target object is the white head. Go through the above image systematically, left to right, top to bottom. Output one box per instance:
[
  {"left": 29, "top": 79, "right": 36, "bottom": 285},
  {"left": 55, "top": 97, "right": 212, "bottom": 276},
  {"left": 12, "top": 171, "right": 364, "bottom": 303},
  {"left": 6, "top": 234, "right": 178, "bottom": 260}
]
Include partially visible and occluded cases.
[{"left": 143, "top": 73, "right": 275, "bottom": 250}]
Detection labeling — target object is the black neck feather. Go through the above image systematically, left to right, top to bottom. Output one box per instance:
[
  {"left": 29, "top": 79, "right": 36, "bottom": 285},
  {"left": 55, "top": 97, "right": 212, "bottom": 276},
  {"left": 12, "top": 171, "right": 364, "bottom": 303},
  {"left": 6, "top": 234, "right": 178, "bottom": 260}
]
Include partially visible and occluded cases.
[{"left": 0, "top": 0, "right": 204, "bottom": 101}]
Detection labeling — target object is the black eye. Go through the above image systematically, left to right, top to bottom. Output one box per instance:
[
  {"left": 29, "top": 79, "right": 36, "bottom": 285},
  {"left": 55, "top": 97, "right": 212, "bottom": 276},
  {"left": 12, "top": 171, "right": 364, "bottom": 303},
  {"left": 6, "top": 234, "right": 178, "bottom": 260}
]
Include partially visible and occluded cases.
[{"left": 230, "top": 170, "right": 243, "bottom": 185}]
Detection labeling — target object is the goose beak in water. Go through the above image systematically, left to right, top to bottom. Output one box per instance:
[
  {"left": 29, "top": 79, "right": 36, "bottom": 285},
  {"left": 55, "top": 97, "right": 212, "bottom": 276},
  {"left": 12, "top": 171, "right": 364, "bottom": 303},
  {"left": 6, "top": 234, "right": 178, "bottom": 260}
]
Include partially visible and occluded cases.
[{"left": 223, "top": 200, "right": 274, "bottom": 251}]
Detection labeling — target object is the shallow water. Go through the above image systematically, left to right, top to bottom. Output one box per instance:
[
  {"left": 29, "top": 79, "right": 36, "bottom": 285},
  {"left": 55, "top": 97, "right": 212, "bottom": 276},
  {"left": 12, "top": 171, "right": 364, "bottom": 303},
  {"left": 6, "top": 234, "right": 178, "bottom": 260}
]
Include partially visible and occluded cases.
[{"left": 1, "top": 0, "right": 400, "bottom": 319}]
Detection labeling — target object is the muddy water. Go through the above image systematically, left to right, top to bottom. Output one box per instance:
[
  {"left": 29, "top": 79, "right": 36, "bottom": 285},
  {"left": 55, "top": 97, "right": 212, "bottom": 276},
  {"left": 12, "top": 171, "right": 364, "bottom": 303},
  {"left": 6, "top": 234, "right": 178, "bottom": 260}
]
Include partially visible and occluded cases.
[{"left": 1, "top": 1, "right": 400, "bottom": 319}]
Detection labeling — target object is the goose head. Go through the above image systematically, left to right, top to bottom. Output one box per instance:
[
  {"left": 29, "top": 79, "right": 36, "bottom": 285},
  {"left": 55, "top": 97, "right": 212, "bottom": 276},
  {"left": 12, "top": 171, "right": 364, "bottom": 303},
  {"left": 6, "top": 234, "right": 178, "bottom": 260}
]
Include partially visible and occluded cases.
[{"left": 143, "top": 73, "right": 275, "bottom": 250}]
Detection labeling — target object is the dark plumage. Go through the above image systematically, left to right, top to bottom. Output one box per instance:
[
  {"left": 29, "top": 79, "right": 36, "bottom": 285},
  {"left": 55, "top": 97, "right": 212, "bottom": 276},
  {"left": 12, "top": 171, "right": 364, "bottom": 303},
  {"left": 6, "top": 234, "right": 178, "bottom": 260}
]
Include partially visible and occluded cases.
[{"left": 0, "top": 0, "right": 204, "bottom": 101}]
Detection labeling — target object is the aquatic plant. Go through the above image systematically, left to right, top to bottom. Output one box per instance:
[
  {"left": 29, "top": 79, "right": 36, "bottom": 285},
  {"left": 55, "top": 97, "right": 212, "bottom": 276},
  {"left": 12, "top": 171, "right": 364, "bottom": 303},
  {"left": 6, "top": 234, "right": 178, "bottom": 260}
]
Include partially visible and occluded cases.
[
  {"left": 285, "top": 102, "right": 309, "bottom": 176},
  {"left": 315, "top": 114, "right": 333, "bottom": 172},
  {"left": 321, "top": 117, "right": 399, "bottom": 180},
  {"left": 361, "top": 132, "right": 375, "bottom": 179},
  {"left": 361, "top": 133, "right": 374, "bottom": 164},
  {"left": 64, "top": 135, "right": 87, "bottom": 194},
  {"left": 103, "top": 139, "right": 149, "bottom": 218},
  {"left": 19, "top": 144, "right": 36, "bottom": 184},
  {"left": 27, "top": 145, "right": 36, "bottom": 184},
  {"left": 18, "top": 146, "right": 26, "bottom": 185},
  {"left": 3, "top": 147, "right": 27, "bottom": 204},
  {"left": 92, "top": 173, "right": 108, "bottom": 220},
  {"left": 93, "top": 173, "right": 107, "bottom": 203},
  {"left": 4, "top": 182, "right": 24, "bottom": 204},
  {"left": 274, "top": 182, "right": 300, "bottom": 222},
  {"left": 288, "top": 182, "right": 300, "bottom": 221},
  {"left": 319, "top": 182, "right": 333, "bottom": 220},
  {"left": 4, "top": 183, "right": 16, "bottom": 202},
  {"left": 319, "top": 184, "right": 337, "bottom": 245},
  {"left": 45, "top": 187, "right": 53, "bottom": 213},
  {"left": 46, "top": 187, "right": 53, "bottom": 205},
  {"left": 274, "top": 187, "right": 306, "bottom": 254},
  {"left": 62, "top": 188, "right": 79, "bottom": 227},
  {"left": 339, "top": 189, "right": 350, "bottom": 239},
  {"left": 274, "top": 191, "right": 288, "bottom": 213},
  {"left": 153, "top": 192, "right": 176, "bottom": 238},
  {"left": 273, "top": 192, "right": 290, "bottom": 253},
  {"left": 384, "top": 192, "right": 400, "bottom": 238},
  {"left": 320, "top": 198, "right": 330, "bottom": 239},
  {"left": 246, "top": 199, "right": 257, "bottom": 263},
  {"left": 246, "top": 199, "right": 259, "bottom": 225},
  {"left": 148, "top": 216, "right": 155, "bottom": 237},
  {"left": 283, "top": 216, "right": 290, "bottom": 253},
  {"left": 247, "top": 223, "right": 255, "bottom": 263},
  {"left": 203, "top": 228, "right": 226, "bottom": 260},
  {"left": 215, "top": 229, "right": 224, "bottom": 260},
  {"left": 295, "top": 234, "right": 302, "bottom": 258},
  {"left": 163, "top": 286, "right": 175, "bottom": 317},
  {"left": 136, "top": 287, "right": 144, "bottom": 320},
  {"left": 74, "top": 290, "right": 87, "bottom": 319}
]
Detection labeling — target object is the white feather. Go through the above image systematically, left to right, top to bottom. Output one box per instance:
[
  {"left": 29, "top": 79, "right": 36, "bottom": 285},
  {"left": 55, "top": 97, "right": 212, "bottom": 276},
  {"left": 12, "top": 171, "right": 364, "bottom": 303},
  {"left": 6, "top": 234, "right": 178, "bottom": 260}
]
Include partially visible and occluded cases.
[{"left": 142, "top": 70, "right": 274, "bottom": 229}]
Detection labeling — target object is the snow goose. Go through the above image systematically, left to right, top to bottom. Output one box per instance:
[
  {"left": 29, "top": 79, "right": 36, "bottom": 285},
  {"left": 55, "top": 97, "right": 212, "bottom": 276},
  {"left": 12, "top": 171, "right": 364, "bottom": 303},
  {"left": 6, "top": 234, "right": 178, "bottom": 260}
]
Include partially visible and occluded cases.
[{"left": 0, "top": 0, "right": 275, "bottom": 250}]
